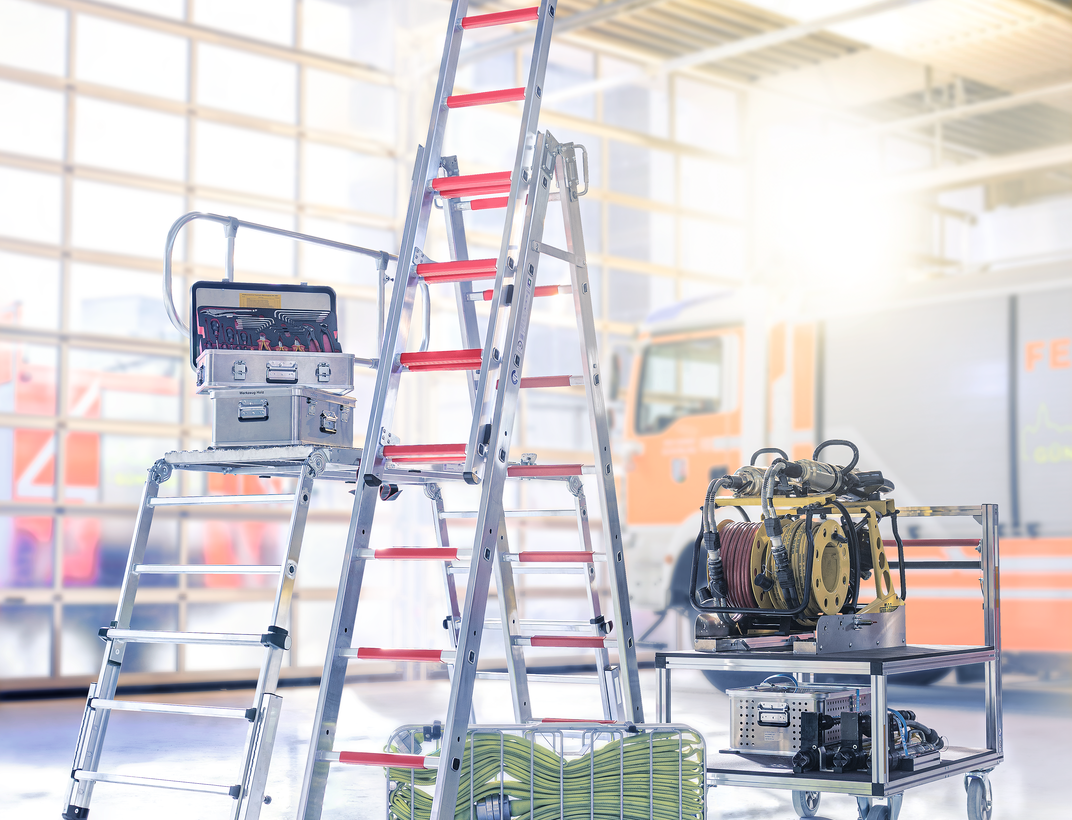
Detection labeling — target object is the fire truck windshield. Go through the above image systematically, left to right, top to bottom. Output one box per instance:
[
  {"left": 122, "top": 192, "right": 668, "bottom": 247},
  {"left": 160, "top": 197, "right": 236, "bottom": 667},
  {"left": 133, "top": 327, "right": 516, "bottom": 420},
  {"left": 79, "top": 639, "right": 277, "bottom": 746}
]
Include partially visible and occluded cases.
[{"left": 636, "top": 336, "right": 722, "bottom": 434}]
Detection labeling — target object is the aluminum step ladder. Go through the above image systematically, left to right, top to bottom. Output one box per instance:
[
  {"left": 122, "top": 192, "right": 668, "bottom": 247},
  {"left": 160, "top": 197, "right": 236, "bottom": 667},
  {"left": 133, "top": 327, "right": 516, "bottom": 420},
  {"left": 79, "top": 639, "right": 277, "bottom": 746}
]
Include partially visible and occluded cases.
[
  {"left": 297, "top": 2, "right": 643, "bottom": 818},
  {"left": 61, "top": 445, "right": 360, "bottom": 820}
]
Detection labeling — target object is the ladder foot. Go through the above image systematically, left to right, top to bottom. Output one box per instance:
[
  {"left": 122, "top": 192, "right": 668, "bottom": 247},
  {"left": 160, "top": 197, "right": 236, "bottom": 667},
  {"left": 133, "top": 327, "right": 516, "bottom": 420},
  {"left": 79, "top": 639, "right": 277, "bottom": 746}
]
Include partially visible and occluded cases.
[{"left": 62, "top": 806, "right": 90, "bottom": 820}]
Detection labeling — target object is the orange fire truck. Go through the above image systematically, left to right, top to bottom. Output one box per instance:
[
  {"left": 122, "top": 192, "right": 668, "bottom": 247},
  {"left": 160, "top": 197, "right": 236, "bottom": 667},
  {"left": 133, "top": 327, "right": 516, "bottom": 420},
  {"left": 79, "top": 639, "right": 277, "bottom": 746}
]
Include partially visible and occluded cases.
[{"left": 617, "top": 276, "right": 1072, "bottom": 680}]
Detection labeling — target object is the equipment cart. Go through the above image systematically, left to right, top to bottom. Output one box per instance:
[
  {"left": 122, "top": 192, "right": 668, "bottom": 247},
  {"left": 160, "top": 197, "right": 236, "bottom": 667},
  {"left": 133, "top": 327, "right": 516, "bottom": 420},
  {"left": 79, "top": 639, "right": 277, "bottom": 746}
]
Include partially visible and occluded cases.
[{"left": 656, "top": 504, "right": 1001, "bottom": 820}]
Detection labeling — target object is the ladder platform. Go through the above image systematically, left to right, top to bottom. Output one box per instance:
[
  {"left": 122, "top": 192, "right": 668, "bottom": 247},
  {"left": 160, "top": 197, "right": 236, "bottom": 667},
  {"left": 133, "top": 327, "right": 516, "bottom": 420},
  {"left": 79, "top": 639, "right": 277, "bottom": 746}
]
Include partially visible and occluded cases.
[
  {"left": 461, "top": 6, "right": 539, "bottom": 29},
  {"left": 447, "top": 87, "right": 525, "bottom": 108},
  {"left": 432, "top": 171, "right": 511, "bottom": 198},
  {"left": 418, "top": 258, "right": 497, "bottom": 283},
  {"left": 472, "top": 284, "right": 571, "bottom": 301},
  {"left": 400, "top": 348, "right": 482, "bottom": 372},
  {"left": 384, "top": 443, "right": 467, "bottom": 463},
  {"left": 164, "top": 445, "right": 362, "bottom": 479},
  {"left": 133, "top": 564, "right": 280, "bottom": 575},
  {"left": 100, "top": 627, "right": 290, "bottom": 650},
  {"left": 517, "top": 636, "right": 612, "bottom": 648},
  {"left": 340, "top": 647, "right": 453, "bottom": 663},
  {"left": 90, "top": 698, "right": 256, "bottom": 721},
  {"left": 321, "top": 750, "right": 435, "bottom": 769},
  {"left": 71, "top": 770, "right": 241, "bottom": 798}
]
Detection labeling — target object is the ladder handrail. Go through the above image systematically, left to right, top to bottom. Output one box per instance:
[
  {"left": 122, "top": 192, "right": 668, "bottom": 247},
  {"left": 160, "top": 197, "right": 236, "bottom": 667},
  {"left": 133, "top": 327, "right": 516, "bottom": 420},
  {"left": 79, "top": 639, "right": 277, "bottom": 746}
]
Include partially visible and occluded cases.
[{"left": 162, "top": 211, "right": 397, "bottom": 337}]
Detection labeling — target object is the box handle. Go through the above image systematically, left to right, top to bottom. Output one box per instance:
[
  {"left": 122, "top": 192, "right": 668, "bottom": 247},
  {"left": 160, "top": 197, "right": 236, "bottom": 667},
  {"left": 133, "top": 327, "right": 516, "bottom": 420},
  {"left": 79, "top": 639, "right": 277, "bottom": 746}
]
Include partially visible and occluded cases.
[
  {"left": 266, "top": 361, "right": 298, "bottom": 383},
  {"left": 238, "top": 400, "right": 269, "bottom": 422},
  {"left": 320, "top": 410, "right": 338, "bottom": 434}
]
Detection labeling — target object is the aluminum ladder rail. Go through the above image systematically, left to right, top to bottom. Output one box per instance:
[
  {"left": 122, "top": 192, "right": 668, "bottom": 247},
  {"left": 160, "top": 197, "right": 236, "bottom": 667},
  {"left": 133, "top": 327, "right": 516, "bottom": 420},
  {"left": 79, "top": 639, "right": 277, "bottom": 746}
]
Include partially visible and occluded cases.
[
  {"left": 297, "top": 3, "right": 643, "bottom": 818},
  {"left": 61, "top": 448, "right": 341, "bottom": 820}
]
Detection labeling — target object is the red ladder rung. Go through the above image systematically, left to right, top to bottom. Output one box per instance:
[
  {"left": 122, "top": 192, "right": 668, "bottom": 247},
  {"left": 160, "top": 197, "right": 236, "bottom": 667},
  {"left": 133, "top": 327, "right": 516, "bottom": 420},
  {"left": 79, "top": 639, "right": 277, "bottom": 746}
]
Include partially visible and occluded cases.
[
  {"left": 461, "top": 6, "right": 539, "bottom": 29},
  {"left": 447, "top": 87, "right": 525, "bottom": 108},
  {"left": 432, "top": 171, "right": 511, "bottom": 198},
  {"left": 470, "top": 196, "right": 509, "bottom": 211},
  {"left": 418, "top": 258, "right": 498, "bottom": 284},
  {"left": 478, "top": 284, "right": 570, "bottom": 301},
  {"left": 400, "top": 348, "right": 482, "bottom": 372},
  {"left": 521, "top": 375, "right": 577, "bottom": 388},
  {"left": 383, "top": 443, "right": 466, "bottom": 463},
  {"left": 508, "top": 463, "right": 584, "bottom": 477},
  {"left": 373, "top": 548, "right": 460, "bottom": 560},
  {"left": 517, "top": 551, "right": 595, "bottom": 563},
  {"left": 528, "top": 636, "right": 608, "bottom": 648},
  {"left": 353, "top": 647, "right": 451, "bottom": 663},
  {"left": 336, "top": 751, "right": 435, "bottom": 769}
]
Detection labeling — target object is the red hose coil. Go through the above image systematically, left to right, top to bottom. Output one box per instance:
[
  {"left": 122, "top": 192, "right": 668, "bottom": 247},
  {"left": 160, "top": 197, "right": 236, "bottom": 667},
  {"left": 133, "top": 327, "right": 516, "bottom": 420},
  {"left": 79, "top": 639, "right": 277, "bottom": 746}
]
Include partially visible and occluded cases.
[{"left": 719, "top": 522, "right": 761, "bottom": 609}]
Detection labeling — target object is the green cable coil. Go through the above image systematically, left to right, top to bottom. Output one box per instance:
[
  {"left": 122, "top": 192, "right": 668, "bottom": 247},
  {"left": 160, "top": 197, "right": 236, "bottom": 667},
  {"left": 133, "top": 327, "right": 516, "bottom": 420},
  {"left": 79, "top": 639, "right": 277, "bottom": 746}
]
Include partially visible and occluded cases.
[{"left": 385, "top": 728, "right": 705, "bottom": 820}]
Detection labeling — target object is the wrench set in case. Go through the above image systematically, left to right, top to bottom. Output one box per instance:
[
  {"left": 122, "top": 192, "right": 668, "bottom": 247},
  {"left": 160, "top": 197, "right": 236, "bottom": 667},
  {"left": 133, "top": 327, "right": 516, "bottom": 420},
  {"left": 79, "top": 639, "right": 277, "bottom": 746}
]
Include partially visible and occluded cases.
[{"left": 190, "top": 281, "right": 358, "bottom": 448}]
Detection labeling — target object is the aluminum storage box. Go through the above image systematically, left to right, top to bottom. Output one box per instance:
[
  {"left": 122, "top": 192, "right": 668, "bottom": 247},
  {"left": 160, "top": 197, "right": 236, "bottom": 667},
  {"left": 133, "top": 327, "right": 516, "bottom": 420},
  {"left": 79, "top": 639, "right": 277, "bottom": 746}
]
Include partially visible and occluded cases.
[
  {"left": 196, "top": 350, "right": 355, "bottom": 394},
  {"left": 210, "top": 386, "right": 356, "bottom": 448},
  {"left": 726, "top": 683, "right": 870, "bottom": 756}
]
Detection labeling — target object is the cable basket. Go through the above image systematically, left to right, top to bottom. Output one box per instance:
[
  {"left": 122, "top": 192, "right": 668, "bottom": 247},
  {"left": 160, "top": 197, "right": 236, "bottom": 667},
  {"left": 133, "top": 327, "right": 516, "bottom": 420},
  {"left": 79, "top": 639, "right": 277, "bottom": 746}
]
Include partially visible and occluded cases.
[{"left": 378, "top": 724, "right": 706, "bottom": 820}]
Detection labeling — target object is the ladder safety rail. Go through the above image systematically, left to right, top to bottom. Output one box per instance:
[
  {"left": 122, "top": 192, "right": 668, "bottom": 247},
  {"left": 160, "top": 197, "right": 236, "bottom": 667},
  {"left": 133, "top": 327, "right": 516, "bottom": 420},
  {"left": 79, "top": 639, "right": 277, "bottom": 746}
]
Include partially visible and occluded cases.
[
  {"left": 446, "top": 87, "right": 526, "bottom": 108},
  {"left": 162, "top": 211, "right": 395, "bottom": 337},
  {"left": 507, "top": 463, "right": 586, "bottom": 477},
  {"left": 440, "top": 508, "right": 576, "bottom": 518},
  {"left": 514, "top": 551, "right": 597, "bottom": 562},
  {"left": 100, "top": 627, "right": 292, "bottom": 650},
  {"left": 539, "top": 718, "right": 616, "bottom": 724}
]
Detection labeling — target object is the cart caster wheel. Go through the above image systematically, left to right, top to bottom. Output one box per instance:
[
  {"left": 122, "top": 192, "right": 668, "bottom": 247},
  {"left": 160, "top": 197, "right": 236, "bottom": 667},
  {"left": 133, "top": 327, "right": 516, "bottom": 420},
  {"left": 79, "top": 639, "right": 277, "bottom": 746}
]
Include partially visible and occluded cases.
[
  {"left": 966, "top": 777, "right": 993, "bottom": 820},
  {"left": 792, "top": 790, "right": 820, "bottom": 817},
  {"left": 855, "top": 797, "right": 873, "bottom": 820},
  {"left": 865, "top": 806, "right": 890, "bottom": 820}
]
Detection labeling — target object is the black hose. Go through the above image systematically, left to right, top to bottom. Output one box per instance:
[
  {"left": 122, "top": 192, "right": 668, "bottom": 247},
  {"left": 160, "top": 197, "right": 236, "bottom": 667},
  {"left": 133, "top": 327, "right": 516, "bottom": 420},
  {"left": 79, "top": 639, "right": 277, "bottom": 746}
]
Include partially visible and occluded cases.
[
  {"left": 813, "top": 439, "right": 859, "bottom": 472},
  {"left": 750, "top": 447, "right": 788, "bottom": 466},
  {"left": 830, "top": 499, "right": 862, "bottom": 611},
  {"left": 889, "top": 510, "right": 908, "bottom": 601}
]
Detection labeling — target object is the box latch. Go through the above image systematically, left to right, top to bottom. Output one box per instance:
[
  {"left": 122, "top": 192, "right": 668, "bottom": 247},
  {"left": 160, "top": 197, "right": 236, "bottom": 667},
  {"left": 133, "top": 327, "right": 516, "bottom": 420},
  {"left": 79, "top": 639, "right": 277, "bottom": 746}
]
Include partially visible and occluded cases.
[
  {"left": 232, "top": 360, "right": 247, "bottom": 381},
  {"left": 266, "top": 361, "right": 298, "bottom": 383},
  {"left": 316, "top": 362, "right": 332, "bottom": 382},
  {"left": 238, "top": 400, "right": 269, "bottom": 421},
  {"left": 320, "top": 410, "right": 338, "bottom": 434}
]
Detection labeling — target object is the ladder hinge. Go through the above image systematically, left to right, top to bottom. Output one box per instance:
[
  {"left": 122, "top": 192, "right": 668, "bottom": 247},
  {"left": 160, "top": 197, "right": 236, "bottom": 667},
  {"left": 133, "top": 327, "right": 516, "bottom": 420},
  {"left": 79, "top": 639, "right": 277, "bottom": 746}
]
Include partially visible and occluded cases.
[{"left": 260, "top": 626, "right": 291, "bottom": 651}]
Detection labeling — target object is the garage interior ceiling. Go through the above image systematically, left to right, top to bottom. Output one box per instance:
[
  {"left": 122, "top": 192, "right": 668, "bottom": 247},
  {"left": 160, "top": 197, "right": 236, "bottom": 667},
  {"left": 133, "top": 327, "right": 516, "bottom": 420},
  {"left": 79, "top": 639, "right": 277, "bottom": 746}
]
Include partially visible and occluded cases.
[{"left": 527, "top": 0, "right": 1072, "bottom": 188}]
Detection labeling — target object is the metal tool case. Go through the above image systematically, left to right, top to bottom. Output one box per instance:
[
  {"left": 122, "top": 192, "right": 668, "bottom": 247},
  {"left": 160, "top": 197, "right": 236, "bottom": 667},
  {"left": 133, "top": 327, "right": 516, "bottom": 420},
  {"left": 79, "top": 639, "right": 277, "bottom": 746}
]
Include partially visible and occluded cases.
[
  {"left": 196, "top": 350, "right": 356, "bottom": 394},
  {"left": 210, "top": 386, "right": 356, "bottom": 448},
  {"left": 727, "top": 682, "right": 869, "bottom": 756}
]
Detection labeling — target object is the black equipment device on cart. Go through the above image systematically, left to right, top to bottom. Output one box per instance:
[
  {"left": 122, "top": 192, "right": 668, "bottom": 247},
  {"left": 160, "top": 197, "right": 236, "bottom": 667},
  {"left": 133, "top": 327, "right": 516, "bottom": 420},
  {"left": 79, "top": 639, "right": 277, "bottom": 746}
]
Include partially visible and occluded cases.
[{"left": 690, "top": 438, "right": 908, "bottom": 643}]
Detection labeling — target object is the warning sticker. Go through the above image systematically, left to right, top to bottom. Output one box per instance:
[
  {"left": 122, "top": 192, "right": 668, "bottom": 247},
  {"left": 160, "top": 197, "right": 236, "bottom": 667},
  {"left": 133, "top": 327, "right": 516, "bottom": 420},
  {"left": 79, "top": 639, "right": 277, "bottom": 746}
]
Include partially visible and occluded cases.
[{"left": 240, "top": 293, "right": 282, "bottom": 309}]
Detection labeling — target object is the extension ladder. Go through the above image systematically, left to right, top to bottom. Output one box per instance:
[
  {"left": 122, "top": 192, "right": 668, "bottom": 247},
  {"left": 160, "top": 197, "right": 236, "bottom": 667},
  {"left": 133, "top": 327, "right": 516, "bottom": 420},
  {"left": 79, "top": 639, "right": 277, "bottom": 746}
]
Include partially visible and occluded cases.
[
  {"left": 297, "top": 1, "right": 643, "bottom": 818},
  {"left": 62, "top": 445, "right": 360, "bottom": 820}
]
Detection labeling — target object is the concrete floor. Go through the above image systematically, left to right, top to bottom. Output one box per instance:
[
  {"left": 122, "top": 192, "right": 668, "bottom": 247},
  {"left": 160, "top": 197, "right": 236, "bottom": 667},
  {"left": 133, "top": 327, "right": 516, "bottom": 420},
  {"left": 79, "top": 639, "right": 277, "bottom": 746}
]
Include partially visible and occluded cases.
[{"left": 1, "top": 671, "right": 1068, "bottom": 820}]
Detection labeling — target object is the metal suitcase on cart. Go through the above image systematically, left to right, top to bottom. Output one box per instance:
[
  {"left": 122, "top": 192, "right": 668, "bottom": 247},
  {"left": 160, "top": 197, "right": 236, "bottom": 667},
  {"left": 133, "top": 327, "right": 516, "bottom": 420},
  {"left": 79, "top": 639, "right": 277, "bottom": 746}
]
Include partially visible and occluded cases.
[
  {"left": 196, "top": 349, "right": 355, "bottom": 394},
  {"left": 210, "top": 386, "right": 356, "bottom": 448},
  {"left": 727, "top": 682, "right": 870, "bottom": 757}
]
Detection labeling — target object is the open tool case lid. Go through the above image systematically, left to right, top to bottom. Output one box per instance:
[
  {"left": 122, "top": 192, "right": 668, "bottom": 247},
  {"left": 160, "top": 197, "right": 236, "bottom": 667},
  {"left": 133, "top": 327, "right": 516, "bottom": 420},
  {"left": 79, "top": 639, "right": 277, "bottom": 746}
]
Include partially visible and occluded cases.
[{"left": 189, "top": 280, "right": 343, "bottom": 369}]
